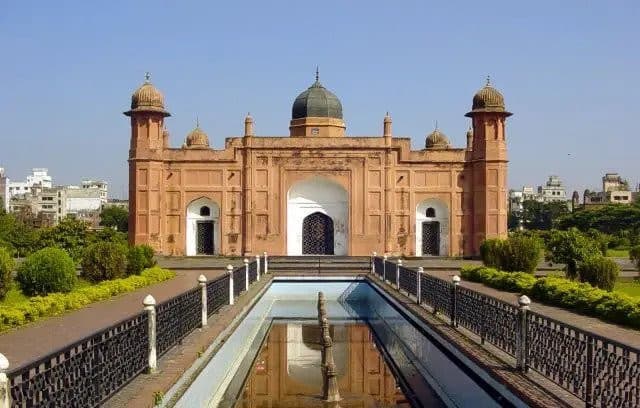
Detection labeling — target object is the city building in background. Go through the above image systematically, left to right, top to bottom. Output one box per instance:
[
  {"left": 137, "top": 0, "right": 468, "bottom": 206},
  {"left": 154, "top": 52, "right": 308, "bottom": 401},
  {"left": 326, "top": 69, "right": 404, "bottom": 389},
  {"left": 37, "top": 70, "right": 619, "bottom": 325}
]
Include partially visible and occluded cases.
[
  {"left": 582, "top": 173, "right": 637, "bottom": 207},
  {"left": 508, "top": 175, "right": 569, "bottom": 216}
]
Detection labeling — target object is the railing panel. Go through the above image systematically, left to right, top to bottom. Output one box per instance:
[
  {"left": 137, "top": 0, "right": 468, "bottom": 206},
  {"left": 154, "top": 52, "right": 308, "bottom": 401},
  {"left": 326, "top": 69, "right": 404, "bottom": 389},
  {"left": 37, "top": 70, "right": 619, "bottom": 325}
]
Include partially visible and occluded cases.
[
  {"left": 373, "top": 257, "right": 384, "bottom": 278},
  {"left": 384, "top": 260, "right": 394, "bottom": 283},
  {"left": 248, "top": 261, "right": 257, "bottom": 283},
  {"left": 398, "top": 265, "right": 417, "bottom": 296},
  {"left": 233, "top": 266, "right": 246, "bottom": 298},
  {"left": 207, "top": 274, "right": 229, "bottom": 315},
  {"left": 419, "top": 274, "right": 453, "bottom": 318},
  {"left": 156, "top": 287, "right": 201, "bottom": 357},
  {"left": 9, "top": 313, "right": 148, "bottom": 407},
  {"left": 590, "top": 337, "right": 640, "bottom": 407}
]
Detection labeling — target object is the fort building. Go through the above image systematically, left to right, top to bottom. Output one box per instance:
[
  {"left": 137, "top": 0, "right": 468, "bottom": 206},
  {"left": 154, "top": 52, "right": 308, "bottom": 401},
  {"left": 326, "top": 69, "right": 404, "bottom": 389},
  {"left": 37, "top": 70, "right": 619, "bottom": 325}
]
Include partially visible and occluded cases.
[{"left": 126, "top": 72, "right": 511, "bottom": 256}]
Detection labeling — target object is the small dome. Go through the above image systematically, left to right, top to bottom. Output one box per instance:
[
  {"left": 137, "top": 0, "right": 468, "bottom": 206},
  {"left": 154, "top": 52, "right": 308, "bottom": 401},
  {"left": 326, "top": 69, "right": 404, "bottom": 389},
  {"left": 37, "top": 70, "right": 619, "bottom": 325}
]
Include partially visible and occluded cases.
[
  {"left": 292, "top": 70, "right": 343, "bottom": 120},
  {"left": 126, "top": 73, "right": 170, "bottom": 116},
  {"left": 466, "top": 77, "right": 511, "bottom": 117},
  {"left": 185, "top": 126, "right": 209, "bottom": 148},
  {"left": 425, "top": 128, "right": 450, "bottom": 149}
]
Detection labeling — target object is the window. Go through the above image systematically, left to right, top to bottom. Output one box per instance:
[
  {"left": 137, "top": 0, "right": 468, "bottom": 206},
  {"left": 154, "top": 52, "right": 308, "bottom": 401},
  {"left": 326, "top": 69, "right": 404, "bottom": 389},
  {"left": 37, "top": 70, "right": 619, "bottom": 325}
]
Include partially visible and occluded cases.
[
  {"left": 199, "top": 206, "right": 210, "bottom": 216},
  {"left": 426, "top": 207, "right": 436, "bottom": 218}
]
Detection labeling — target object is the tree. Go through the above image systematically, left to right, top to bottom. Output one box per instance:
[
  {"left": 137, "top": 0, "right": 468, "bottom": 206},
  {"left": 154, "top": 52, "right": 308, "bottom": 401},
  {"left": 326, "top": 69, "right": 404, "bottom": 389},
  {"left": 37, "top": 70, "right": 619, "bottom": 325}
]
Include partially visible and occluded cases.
[
  {"left": 521, "top": 200, "right": 570, "bottom": 230},
  {"left": 556, "top": 204, "right": 640, "bottom": 235},
  {"left": 99, "top": 206, "right": 128, "bottom": 232},
  {"left": 37, "top": 217, "right": 90, "bottom": 261},
  {"left": 546, "top": 228, "right": 601, "bottom": 279}
]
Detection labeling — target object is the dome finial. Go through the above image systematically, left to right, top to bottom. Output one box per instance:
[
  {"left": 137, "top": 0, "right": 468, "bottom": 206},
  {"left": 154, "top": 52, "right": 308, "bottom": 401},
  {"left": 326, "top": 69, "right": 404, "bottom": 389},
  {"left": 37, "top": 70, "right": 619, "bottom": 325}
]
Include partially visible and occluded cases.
[
  {"left": 315, "top": 66, "right": 320, "bottom": 82},
  {"left": 144, "top": 72, "right": 151, "bottom": 83},
  {"left": 486, "top": 75, "right": 491, "bottom": 86},
  {"left": 196, "top": 115, "right": 199, "bottom": 128},
  {"left": 435, "top": 120, "right": 438, "bottom": 130}
]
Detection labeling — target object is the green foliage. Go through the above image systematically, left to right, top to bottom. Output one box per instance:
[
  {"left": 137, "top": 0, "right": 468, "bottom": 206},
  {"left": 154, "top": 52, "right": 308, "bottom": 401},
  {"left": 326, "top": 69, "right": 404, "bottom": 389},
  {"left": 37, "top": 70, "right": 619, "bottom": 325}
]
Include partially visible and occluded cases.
[
  {"left": 521, "top": 199, "right": 570, "bottom": 230},
  {"left": 557, "top": 204, "right": 640, "bottom": 235},
  {"left": 99, "top": 206, "right": 129, "bottom": 232},
  {"left": 0, "top": 211, "right": 38, "bottom": 257},
  {"left": 37, "top": 217, "right": 90, "bottom": 261},
  {"left": 89, "top": 228, "right": 127, "bottom": 246},
  {"left": 545, "top": 228, "right": 601, "bottom": 279},
  {"left": 479, "top": 234, "right": 542, "bottom": 273},
  {"left": 81, "top": 242, "right": 128, "bottom": 283},
  {"left": 127, "top": 244, "right": 156, "bottom": 276},
  {"left": 630, "top": 246, "right": 640, "bottom": 271},
  {"left": 0, "top": 248, "right": 15, "bottom": 300},
  {"left": 16, "top": 248, "right": 76, "bottom": 296},
  {"left": 577, "top": 256, "right": 619, "bottom": 291},
  {"left": 460, "top": 266, "right": 640, "bottom": 329},
  {"left": 0, "top": 267, "right": 174, "bottom": 333},
  {"left": 615, "top": 280, "right": 640, "bottom": 299}
]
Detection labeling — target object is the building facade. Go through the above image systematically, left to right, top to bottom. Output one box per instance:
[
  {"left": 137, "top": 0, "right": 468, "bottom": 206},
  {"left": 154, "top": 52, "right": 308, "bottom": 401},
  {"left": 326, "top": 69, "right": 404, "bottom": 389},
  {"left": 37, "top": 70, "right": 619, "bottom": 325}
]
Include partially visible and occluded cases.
[{"left": 127, "top": 74, "right": 512, "bottom": 257}]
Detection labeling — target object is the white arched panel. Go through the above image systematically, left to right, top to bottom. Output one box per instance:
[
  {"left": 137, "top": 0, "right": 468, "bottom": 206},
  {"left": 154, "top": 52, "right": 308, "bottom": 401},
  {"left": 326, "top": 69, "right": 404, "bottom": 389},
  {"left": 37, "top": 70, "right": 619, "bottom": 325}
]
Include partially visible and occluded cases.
[
  {"left": 185, "top": 197, "right": 220, "bottom": 256},
  {"left": 416, "top": 199, "right": 449, "bottom": 256}
]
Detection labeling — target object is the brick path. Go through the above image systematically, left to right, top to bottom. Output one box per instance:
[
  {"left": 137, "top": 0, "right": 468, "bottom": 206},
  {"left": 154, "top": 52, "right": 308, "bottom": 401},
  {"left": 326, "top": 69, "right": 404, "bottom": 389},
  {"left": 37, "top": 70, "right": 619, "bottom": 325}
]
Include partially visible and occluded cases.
[
  {"left": 0, "top": 263, "right": 242, "bottom": 370},
  {"left": 419, "top": 268, "right": 640, "bottom": 348}
]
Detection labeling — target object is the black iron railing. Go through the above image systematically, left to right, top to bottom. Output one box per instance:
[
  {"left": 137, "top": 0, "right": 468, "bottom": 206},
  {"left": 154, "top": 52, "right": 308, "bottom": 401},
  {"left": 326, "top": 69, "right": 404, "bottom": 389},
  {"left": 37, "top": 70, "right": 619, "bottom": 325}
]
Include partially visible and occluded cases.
[
  {"left": 372, "top": 256, "right": 640, "bottom": 408},
  {"left": 6, "top": 260, "right": 264, "bottom": 408},
  {"left": 248, "top": 261, "right": 258, "bottom": 284},
  {"left": 398, "top": 265, "right": 418, "bottom": 297}
]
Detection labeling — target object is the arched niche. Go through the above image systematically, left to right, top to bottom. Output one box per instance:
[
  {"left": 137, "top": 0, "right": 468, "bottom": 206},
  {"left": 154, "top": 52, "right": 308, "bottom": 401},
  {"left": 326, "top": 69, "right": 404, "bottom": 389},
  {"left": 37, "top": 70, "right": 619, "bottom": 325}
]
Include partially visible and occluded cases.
[
  {"left": 185, "top": 197, "right": 220, "bottom": 256},
  {"left": 416, "top": 199, "right": 449, "bottom": 256}
]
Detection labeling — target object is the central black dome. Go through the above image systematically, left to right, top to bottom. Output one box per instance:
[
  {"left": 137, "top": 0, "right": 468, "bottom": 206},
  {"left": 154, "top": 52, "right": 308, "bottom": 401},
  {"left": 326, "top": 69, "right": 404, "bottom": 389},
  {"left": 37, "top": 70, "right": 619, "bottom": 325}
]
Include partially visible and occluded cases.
[{"left": 292, "top": 72, "right": 343, "bottom": 120}]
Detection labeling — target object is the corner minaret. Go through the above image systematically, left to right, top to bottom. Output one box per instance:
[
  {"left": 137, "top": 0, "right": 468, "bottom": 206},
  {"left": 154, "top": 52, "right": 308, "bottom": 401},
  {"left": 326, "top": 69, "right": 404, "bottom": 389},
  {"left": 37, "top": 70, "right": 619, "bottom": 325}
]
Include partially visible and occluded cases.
[
  {"left": 289, "top": 69, "right": 345, "bottom": 137},
  {"left": 124, "top": 73, "right": 170, "bottom": 251},
  {"left": 465, "top": 76, "right": 512, "bottom": 253},
  {"left": 383, "top": 112, "right": 392, "bottom": 137},
  {"left": 244, "top": 113, "right": 254, "bottom": 137}
]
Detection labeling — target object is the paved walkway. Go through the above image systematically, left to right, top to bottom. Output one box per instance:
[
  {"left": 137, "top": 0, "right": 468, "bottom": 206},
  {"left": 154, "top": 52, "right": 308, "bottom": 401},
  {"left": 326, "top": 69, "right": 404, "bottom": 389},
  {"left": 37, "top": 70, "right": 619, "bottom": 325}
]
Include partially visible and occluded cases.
[
  {"left": 0, "top": 263, "right": 242, "bottom": 370},
  {"left": 419, "top": 268, "right": 640, "bottom": 348}
]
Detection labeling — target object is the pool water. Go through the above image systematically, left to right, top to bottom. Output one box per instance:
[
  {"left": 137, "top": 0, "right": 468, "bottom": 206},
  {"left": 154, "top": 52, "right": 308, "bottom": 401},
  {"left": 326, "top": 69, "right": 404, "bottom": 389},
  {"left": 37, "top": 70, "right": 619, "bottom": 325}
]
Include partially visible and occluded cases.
[{"left": 171, "top": 279, "right": 527, "bottom": 408}]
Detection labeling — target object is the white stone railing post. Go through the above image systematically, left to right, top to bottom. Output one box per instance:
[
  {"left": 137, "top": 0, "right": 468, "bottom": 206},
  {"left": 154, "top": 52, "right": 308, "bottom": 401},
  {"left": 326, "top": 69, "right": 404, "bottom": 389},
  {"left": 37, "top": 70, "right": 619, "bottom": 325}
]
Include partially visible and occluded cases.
[
  {"left": 263, "top": 252, "right": 268, "bottom": 274},
  {"left": 371, "top": 252, "right": 377, "bottom": 275},
  {"left": 255, "top": 255, "right": 261, "bottom": 281},
  {"left": 382, "top": 255, "right": 388, "bottom": 282},
  {"left": 244, "top": 258, "right": 250, "bottom": 290},
  {"left": 396, "top": 259, "right": 402, "bottom": 289},
  {"left": 227, "top": 265, "right": 234, "bottom": 306},
  {"left": 416, "top": 267, "right": 424, "bottom": 304},
  {"left": 198, "top": 275, "right": 207, "bottom": 328},
  {"left": 451, "top": 275, "right": 460, "bottom": 327},
  {"left": 143, "top": 294, "right": 157, "bottom": 374},
  {"left": 516, "top": 295, "right": 531, "bottom": 371},
  {"left": 0, "top": 353, "right": 10, "bottom": 408}
]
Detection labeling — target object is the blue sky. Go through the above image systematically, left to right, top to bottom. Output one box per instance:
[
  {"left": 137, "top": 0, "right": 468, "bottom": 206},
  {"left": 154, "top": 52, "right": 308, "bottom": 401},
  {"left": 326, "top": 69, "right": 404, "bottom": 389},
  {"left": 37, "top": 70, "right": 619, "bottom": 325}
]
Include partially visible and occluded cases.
[{"left": 0, "top": 1, "right": 638, "bottom": 199}]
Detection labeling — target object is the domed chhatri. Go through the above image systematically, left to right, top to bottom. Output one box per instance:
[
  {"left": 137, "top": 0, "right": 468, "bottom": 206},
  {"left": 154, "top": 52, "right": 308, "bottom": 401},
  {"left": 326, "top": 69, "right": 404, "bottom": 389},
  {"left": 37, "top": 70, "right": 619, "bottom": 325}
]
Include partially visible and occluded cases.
[
  {"left": 292, "top": 69, "right": 343, "bottom": 120},
  {"left": 125, "top": 73, "right": 170, "bottom": 117},
  {"left": 465, "top": 76, "right": 511, "bottom": 117},
  {"left": 185, "top": 122, "right": 209, "bottom": 148},
  {"left": 425, "top": 126, "right": 450, "bottom": 149}
]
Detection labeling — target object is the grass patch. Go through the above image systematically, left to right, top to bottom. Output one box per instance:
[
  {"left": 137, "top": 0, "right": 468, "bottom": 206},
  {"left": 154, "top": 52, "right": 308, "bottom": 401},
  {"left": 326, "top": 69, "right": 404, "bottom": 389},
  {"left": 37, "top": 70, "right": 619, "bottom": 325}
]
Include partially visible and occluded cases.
[
  {"left": 607, "top": 248, "right": 630, "bottom": 258},
  {"left": 0, "top": 267, "right": 175, "bottom": 333},
  {"left": 615, "top": 280, "right": 640, "bottom": 299}
]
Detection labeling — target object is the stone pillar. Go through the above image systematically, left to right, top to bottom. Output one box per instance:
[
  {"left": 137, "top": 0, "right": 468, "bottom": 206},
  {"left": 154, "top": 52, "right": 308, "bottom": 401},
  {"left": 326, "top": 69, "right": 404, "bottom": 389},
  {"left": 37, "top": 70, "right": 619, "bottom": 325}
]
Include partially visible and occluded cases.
[
  {"left": 371, "top": 251, "right": 377, "bottom": 275},
  {"left": 263, "top": 252, "right": 268, "bottom": 274},
  {"left": 255, "top": 254, "right": 261, "bottom": 281},
  {"left": 383, "top": 255, "right": 388, "bottom": 282},
  {"left": 244, "top": 258, "right": 249, "bottom": 289},
  {"left": 396, "top": 259, "right": 403, "bottom": 289},
  {"left": 227, "top": 265, "right": 234, "bottom": 306},
  {"left": 416, "top": 266, "right": 424, "bottom": 304},
  {"left": 198, "top": 275, "right": 207, "bottom": 327},
  {"left": 451, "top": 275, "right": 460, "bottom": 326},
  {"left": 317, "top": 291, "right": 326, "bottom": 325},
  {"left": 143, "top": 294, "right": 157, "bottom": 374},
  {"left": 516, "top": 295, "right": 531, "bottom": 371},
  {"left": 0, "top": 353, "right": 10, "bottom": 408}
]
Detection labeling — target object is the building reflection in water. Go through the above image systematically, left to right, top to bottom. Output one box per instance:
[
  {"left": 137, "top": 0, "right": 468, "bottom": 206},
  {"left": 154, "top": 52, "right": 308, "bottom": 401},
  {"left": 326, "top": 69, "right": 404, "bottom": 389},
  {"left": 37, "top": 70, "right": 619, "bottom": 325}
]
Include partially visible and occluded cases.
[{"left": 235, "top": 323, "right": 411, "bottom": 407}]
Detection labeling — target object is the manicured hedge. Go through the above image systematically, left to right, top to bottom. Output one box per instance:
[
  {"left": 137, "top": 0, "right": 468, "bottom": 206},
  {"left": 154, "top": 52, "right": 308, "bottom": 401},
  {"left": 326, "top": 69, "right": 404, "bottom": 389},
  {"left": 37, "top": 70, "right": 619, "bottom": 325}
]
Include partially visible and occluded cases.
[
  {"left": 16, "top": 247, "right": 77, "bottom": 296},
  {"left": 0, "top": 248, "right": 14, "bottom": 300},
  {"left": 460, "top": 265, "right": 640, "bottom": 329},
  {"left": 0, "top": 267, "right": 174, "bottom": 333}
]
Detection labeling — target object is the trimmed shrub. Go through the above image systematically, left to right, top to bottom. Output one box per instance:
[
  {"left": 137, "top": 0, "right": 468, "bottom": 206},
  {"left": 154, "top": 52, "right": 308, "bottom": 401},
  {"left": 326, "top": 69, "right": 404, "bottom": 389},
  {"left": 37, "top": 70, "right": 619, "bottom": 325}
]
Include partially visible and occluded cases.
[
  {"left": 545, "top": 228, "right": 601, "bottom": 279},
  {"left": 501, "top": 234, "right": 543, "bottom": 273},
  {"left": 480, "top": 239, "right": 504, "bottom": 269},
  {"left": 81, "top": 242, "right": 127, "bottom": 283},
  {"left": 126, "top": 245, "right": 155, "bottom": 276},
  {"left": 630, "top": 245, "right": 640, "bottom": 271},
  {"left": 0, "top": 247, "right": 14, "bottom": 300},
  {"left": 16, "top": 248, "right": 76, "bottom": 296},
  {"left": 578, "top": 256, "right": 619, "bottom": 291},
  {"left": 0, "top": 267, "right": 174, "bottom": 332}
]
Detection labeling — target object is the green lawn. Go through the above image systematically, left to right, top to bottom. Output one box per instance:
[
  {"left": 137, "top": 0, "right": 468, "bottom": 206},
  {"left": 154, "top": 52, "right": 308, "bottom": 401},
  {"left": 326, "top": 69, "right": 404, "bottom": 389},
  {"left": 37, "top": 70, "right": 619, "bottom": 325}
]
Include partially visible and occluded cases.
[
  {"left": 607, "top": 248, "right": 630, "bottom": 258},
  {"left": 615, "top": 280, "right": 640, "bottom": 299}
]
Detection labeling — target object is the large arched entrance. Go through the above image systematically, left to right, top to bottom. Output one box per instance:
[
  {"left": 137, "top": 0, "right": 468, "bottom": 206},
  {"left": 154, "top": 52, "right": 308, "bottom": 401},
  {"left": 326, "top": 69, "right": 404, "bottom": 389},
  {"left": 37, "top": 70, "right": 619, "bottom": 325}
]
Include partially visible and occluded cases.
[
  {"left": 287, "top": 177, "right": 348, "bottom": 255},
  {"left": 186, "top": 198, "right": 220, "bottom": 256},
  {"left": 416, "top": 199, "right": 449, "bottom": 256}
]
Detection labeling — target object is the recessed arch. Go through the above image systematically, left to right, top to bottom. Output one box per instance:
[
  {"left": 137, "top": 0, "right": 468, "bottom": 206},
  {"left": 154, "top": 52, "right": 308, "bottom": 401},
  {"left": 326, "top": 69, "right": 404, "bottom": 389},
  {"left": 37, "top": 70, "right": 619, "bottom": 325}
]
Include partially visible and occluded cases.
[
  {"left": 287, "top": 177, "right": 348, "bottom": 255},
  {"left": 186, "top": 197, "right": 220, "bottom": 256},
  {"left": 416, "top": 199, "right": 449, "bottom": 256}
]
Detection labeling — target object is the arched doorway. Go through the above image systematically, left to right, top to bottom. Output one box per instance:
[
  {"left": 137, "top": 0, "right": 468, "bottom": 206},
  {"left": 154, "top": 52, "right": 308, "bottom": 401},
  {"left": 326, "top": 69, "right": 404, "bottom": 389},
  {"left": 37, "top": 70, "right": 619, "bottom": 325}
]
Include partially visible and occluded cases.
[
  {"left": 287, "top": 177, "right": 348, "bottom": 255},
  {"left": 186, "top": 198, "right": 220, "bottom": 256},
  {"left": 416, "top": 199, "right": 449, "bottom": 256},
  {"left": 302, "top": 212, "right": 334, "bottom": 254}
]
